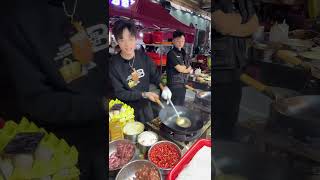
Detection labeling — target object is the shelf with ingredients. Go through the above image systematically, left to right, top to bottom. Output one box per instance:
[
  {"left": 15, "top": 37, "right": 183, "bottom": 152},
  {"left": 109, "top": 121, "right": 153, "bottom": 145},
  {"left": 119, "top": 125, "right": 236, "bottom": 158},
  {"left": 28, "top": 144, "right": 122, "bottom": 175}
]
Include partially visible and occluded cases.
[
  {"left": 251, "top": 23, "right": 320, "bottom": 79},
  {"left": 143, "top": 31, "right": 173, "bottom": 72},
  {"left": 190, "top": 55, "right": 211, "bottom": 78},
  {"left": 188, "top": 68, "right": 212, "bottom": 90},
  {"left": 159, "top": 70, "right": 211, "bottom": 91},
  {"left": 108, "top": 99, "right": 212, "bottom": 180},
  {"left": 0, "top": 117, "right": 80, "bottom": 180}
]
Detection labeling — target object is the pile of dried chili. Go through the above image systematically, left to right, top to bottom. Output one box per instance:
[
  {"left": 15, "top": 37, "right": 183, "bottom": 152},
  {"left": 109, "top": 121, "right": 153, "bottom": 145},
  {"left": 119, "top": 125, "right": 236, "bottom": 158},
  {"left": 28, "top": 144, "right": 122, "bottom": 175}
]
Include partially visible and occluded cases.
[{"left": 149, "top": 143, "right": 180, "bottom": 168}]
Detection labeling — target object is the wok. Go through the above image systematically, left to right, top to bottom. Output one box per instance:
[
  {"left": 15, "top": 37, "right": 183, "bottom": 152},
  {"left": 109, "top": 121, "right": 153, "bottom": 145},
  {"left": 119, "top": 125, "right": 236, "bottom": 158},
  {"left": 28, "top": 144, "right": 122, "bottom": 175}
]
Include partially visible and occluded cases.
[
  {"left": 240, "top": 73, "right": 320, "bottom": 139},
  {"left": 185, "top": 85, "right": 211, "bottom": 109},
  {"left": 185, "top": 85, "right": 211, "bottom": 98},
  {"left": 155, "top": 100, "right": 204, "bottom": 134},
  {"left": 213, "top": 140, "right": 300, "bottom": 180}
]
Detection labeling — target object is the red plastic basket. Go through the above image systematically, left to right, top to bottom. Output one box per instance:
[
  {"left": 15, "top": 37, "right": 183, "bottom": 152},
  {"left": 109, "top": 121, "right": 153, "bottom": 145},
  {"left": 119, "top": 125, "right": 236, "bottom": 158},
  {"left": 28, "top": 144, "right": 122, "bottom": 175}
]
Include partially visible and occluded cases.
[
  {"left": 152, "top": 31, "right": 164, "bottom": 44},
  {"left": 146, "top": 52, "right": 167, "bottom": 66},
  {"left": 167, "top": 139, "right": 212, "bottom": 180}
]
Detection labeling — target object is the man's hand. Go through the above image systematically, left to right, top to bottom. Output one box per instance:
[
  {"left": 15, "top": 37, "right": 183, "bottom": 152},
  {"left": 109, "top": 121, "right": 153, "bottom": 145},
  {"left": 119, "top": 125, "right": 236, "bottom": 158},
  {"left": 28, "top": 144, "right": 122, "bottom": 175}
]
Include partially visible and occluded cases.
[
  {"left": 229, "top": 15, "right": 259, "bottom": 37},
  {"left": 186, "top": 66, "right": 192, "bottom": 73},
  {"left": 189, "top": 68, "right": 194, "bottom": 74},
  {"left": 131, "top": 69, "right": 139, "bottom": 82},
  {"left": 161, "top": 86, "right": 172, "bottom": 104},
  {"left": 144, "top": 92, "right": 160, "bottom": 103}
]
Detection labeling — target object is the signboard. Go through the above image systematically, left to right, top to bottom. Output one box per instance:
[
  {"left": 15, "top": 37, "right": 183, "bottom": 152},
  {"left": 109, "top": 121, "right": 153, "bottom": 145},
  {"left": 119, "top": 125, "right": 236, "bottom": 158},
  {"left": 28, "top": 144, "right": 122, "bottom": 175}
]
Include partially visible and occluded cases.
[{"left": 111, "top": 0, "right": 135, "bottom": 8}]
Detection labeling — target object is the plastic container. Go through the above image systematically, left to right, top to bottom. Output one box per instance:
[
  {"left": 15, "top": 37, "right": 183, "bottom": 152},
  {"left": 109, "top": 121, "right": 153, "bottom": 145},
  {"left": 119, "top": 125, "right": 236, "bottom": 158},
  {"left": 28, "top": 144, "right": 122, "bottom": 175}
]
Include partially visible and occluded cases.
[
  {"left": 269, "top": 20, "right": 289, "bottom": 43},
  {"left": 167, "top": 139, "right": 211, "bottom": 180}
]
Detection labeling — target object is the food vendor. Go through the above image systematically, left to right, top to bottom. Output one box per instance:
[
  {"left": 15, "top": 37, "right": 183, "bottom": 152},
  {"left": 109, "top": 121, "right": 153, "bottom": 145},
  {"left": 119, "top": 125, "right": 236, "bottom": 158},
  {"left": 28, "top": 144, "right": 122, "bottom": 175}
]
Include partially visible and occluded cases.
[
  {"left": 212, "top": 0, "right": 259, "bottom": 139},
  {"left": 109, "top": 19, "right": 172, "bottom": 123},
  {"left": 166, "top": 30, "right": 192, "bottom": 106}
]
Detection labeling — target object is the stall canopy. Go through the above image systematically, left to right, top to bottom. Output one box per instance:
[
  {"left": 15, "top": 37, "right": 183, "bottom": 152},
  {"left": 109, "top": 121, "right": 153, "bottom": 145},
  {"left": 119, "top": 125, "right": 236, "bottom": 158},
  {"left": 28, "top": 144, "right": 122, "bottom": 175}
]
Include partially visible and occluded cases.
[{"left": 109, "top": 0, "right": 196, "bottom": 35}]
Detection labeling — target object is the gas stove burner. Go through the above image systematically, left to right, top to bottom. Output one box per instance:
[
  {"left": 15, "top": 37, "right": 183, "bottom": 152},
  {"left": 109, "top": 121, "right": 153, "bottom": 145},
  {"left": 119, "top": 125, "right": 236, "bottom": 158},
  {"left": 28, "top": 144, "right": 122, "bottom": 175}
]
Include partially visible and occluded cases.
[
  {"left": 149, "top": 117, "right": 162, "bottom": 129},
  {"left": 159, "top": 123, "right": 202, "bottom": 142}
]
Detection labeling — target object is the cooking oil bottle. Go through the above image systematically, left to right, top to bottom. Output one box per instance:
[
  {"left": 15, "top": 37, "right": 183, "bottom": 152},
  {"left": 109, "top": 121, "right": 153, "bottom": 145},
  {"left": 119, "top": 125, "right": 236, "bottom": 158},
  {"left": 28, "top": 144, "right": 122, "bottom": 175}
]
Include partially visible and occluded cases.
[{"left": 109, "top": 117, "right": 124, "bottom": 141}]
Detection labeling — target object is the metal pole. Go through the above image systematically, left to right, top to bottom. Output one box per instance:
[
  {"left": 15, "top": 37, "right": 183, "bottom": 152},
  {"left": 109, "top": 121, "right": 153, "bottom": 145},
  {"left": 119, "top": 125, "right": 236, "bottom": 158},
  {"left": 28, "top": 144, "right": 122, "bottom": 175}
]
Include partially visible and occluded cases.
[{"left": 160, "top": 45, "right": 163, "bottom": 73}]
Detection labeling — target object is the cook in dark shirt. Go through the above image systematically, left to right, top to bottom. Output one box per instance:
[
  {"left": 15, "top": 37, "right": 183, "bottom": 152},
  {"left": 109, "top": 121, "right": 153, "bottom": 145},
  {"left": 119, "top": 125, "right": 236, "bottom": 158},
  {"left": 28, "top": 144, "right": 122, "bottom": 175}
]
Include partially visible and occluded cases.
[
  {"left": 212, "top": 0, "right": 259, "bottom": 139},
  {"left": 109, "top": 19, "right": 172, "bottom": 123},
  {"left": 166, "top": 30, "right": 192, "bottom": 106}
]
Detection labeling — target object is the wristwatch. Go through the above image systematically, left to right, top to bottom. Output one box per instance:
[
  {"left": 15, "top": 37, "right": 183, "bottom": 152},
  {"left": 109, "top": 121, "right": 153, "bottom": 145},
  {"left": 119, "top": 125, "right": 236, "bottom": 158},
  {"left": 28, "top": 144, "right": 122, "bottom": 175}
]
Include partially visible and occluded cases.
[{"left": 142, "top": 92, "right": 148, "bottom": 99}]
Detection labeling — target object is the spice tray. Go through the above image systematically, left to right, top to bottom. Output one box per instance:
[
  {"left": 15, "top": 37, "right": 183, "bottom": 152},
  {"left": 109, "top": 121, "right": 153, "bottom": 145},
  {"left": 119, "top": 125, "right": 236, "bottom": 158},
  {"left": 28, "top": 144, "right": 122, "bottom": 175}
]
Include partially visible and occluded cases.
[{"left": 167, "top": 138, "right": 211, "bottom": 180}]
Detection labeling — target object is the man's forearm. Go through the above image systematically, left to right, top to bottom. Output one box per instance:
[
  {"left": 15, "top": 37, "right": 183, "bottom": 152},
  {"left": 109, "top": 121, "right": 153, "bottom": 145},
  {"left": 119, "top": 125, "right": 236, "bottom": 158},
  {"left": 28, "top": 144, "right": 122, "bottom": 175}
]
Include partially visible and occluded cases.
[
  {"left": 213, "top": 10, "right": 259, "bottom": 37},
  {"left": 229, "top": 15, "right": 259, "bottom": 37},
  {"left": 175, "top": 65, "right": 191, "bottom": 74},
  {"left": 184, "top": 67, "right": 192, "bottom": 74},
  {"left": 159, "top": 83, "right": 165, "bottom": 91}
]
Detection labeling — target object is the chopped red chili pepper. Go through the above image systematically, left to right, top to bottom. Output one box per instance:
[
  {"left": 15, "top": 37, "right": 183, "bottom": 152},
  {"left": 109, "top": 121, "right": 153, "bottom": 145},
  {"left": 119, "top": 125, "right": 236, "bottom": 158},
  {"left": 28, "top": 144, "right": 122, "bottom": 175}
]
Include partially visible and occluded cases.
[{"left": 149, "top": 143, "right": 180, "bottom": 169}]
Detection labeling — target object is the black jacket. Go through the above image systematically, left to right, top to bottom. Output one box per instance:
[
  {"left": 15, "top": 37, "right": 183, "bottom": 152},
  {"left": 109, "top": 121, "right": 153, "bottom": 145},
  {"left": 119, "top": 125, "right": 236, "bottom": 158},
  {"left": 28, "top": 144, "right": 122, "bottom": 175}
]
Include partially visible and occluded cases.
[
  {"left": 0, "top": 0, "right": 111, "bottom": 152},
  {"left": 109, "top": 50, "right": 161, "bottom": 102}
]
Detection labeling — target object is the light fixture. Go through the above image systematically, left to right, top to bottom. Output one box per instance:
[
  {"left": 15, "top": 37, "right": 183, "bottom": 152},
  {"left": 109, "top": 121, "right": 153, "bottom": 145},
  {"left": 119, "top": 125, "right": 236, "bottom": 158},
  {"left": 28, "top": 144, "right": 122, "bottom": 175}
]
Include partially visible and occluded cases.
[
  {"left": 111, "top": 0, "right": 120, "bottom": 6},
  {"left": 111, "top": 0, "right": 135, "bottom": 7},
  {"left": 122, "top": 0, "right": 130, "bottom": 7},
  {"left": 139, "top": 32, "right": 143, "bottom": 38}
]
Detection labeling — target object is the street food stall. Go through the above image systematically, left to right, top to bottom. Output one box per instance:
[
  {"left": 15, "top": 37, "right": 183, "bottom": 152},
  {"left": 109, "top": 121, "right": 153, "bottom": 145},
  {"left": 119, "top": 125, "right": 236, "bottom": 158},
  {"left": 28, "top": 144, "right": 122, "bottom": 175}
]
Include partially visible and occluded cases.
[
  {"left": 108, "top": 0, "right": 211, "bottom": 179},
  {"left": 108, "top": 99, "right": 211, "bottom": 180}
]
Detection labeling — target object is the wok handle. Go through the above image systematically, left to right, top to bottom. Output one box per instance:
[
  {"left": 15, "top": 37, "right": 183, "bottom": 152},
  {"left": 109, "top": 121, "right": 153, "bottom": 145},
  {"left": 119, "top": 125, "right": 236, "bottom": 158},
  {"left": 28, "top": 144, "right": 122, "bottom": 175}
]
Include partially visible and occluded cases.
[
  {"left": 276, "top": 50, "right": 311, "bottom": 70},
  {"left": 277, "top": 50, "right": 320, "bottom": 79},
  {"left": 240, "top": 73, "right": 277, "bottom": 100},
  {"left": 240, "top": 73, "right": 267, "bottom": 92},
  {"left": 185, "top": 85, "right": 197, "bottom": 93},
  {"left": 155, "top": 98, "right": 165, "bottom": 109}
]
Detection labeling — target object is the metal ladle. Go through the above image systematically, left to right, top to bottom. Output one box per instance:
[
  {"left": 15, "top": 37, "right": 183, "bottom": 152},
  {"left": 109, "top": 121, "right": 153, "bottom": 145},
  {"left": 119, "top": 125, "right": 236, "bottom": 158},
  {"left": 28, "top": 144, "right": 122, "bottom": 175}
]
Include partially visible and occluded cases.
[
  {"left": 155, "top": 98, "right": 191, "bottom": 128},
  {"left": 168, "top": 99, "right": 191, "bottom": 128}
]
